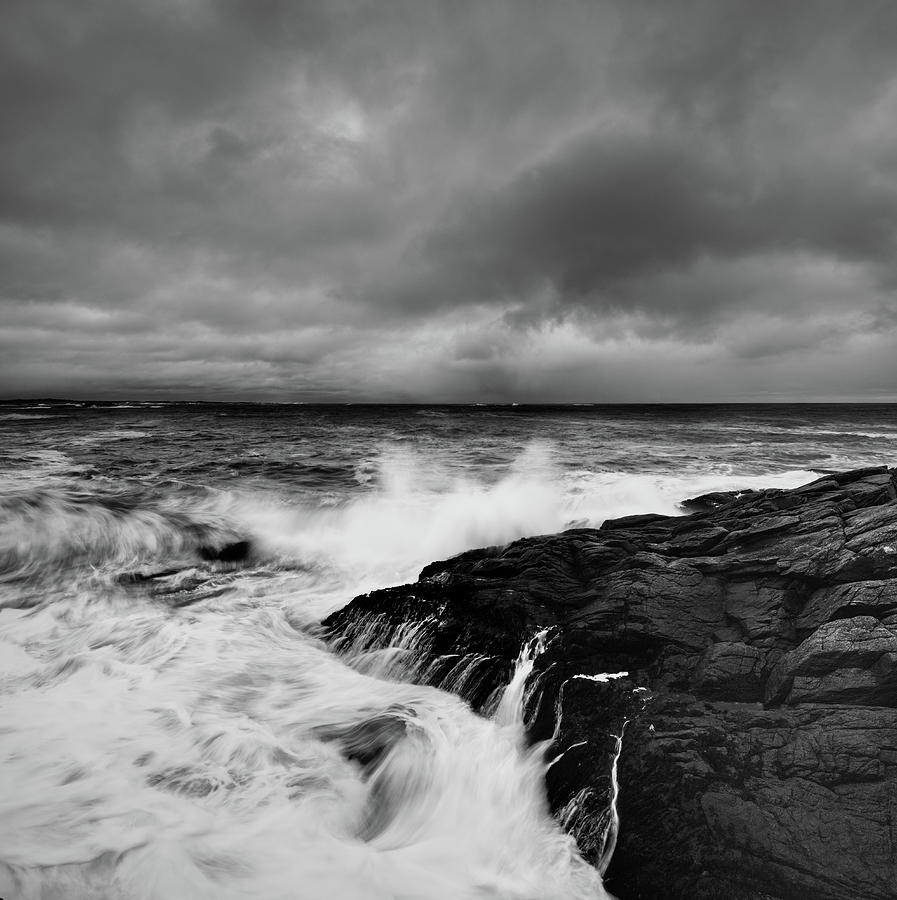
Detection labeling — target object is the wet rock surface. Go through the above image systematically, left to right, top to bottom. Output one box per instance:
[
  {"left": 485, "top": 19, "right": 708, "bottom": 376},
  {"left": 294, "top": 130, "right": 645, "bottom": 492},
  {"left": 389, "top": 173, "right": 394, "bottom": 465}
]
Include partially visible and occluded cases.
[{"left": 324, "top": 467, "right": 897, "bottom": 899}]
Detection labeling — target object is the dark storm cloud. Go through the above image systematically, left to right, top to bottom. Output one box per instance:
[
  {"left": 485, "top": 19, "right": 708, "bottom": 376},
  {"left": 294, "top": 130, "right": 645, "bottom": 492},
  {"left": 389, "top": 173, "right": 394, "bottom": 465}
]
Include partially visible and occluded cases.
[
  {"left": 0, "top": 0, "right": 406, "bottom": 254},
  {"left": 1, "top": 0, "right": 896, "bottom": 400},
  {"left": 389, "top": 128, "right": 897, "bottom": 327}
]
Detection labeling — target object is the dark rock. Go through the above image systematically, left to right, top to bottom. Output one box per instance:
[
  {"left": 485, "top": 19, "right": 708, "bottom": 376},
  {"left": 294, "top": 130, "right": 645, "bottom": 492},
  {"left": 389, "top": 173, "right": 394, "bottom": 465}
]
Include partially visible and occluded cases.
[
  {"left": 324, "top": 467, "right": 897, "bottom": 899},
  {"left": 679, "top": 488, "right": 757, "bottom": 513},
  {"left": 199, "top": 539, "right": 252, "bottom": 563},
  {"left": 116, "top": 568, "right": 182, "bottom": 584},
  {"left": 796, "top": 579, "right": 897, "bottom": 635},
  {"left": 765, "top": 616, "right": 897, "bottom": 706},
  {"left": 693, "top": 642, "right": 764, "bottom": 701}
]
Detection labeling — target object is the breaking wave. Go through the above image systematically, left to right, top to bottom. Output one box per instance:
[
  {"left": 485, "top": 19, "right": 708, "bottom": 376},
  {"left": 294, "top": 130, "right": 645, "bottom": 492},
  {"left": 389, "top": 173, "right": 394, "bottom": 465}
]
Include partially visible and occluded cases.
[{"left": 0, "top": 445, "right": 819, "bottom": 614}]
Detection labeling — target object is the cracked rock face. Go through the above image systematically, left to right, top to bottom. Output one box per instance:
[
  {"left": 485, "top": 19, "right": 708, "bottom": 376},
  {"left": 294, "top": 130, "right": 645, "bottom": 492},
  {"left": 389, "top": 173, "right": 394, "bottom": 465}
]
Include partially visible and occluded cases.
[{"left": 324, "top": 467, "right": 897, "bottom": 900}]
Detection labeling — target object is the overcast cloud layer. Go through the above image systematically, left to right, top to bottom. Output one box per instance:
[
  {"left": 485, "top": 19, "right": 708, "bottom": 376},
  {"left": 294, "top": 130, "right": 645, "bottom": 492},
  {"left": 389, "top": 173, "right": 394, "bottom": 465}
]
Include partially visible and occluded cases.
[{"left": 2, "top": 0, "right": 896, "bottom": 401}]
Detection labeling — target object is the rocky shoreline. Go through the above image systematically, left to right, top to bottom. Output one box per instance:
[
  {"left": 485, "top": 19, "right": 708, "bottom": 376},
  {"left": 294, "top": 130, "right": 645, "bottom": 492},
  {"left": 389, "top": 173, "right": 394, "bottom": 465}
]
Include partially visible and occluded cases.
[{"left": 324, "top": 467, "right": 897, "bottom": 899}]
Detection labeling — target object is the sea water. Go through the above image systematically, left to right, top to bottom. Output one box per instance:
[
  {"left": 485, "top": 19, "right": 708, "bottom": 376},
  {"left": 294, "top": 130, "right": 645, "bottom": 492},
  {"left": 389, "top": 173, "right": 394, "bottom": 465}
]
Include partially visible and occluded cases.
[{"left": 1, "top": 402, "right": 895, "bottom": 899}]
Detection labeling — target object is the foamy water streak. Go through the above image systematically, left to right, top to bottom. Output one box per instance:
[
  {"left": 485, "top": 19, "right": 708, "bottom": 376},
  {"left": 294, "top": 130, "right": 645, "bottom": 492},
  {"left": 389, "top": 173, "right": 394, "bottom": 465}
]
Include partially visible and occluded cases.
[
  {"left": 494, "top": 630, "right": 550, "bottom": 727},
  {"left": 598, "top": 721, "right": 627, "bottom": 877}
]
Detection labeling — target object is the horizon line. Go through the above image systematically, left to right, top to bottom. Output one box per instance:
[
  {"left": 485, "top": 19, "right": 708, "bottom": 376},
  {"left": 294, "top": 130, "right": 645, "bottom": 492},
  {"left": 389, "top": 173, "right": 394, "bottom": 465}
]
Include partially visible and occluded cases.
[{"left": 4, "top": 398, "right": 897, "bottom": 407}]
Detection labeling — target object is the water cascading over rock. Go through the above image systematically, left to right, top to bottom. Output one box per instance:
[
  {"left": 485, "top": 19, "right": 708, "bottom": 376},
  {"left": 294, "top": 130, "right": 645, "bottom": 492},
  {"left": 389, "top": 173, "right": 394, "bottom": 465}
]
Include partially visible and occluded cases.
[{"left": 325, "top": 466, "right": 897, "bottom": 900}]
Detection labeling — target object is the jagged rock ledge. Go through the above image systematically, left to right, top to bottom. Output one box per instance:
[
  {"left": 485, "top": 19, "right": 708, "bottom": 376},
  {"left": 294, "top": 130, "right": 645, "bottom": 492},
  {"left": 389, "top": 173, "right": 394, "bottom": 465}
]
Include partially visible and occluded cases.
[{"left": 323, "top": 467, "right": 897, "bottom": 900}]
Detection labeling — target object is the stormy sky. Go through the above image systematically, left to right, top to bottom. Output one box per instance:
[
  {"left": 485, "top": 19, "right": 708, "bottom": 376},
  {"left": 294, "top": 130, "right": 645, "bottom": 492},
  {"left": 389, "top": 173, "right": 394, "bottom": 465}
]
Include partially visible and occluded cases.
[{"left": 2, "top": 1, "right": 897, "bottom": 401}]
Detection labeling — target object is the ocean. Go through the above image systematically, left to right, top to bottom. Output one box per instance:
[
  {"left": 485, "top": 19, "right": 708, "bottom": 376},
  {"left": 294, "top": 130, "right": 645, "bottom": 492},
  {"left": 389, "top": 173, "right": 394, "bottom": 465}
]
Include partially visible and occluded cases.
[{"left": 1, "top": 401, "right": 895, "bottom": 899}]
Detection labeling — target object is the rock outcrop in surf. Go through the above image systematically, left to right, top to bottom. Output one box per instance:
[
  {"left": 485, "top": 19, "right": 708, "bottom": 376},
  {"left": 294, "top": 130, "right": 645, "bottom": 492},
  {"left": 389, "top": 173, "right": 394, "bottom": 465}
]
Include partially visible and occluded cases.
[{"left": 324, "top": 467, "right": 897, "bottom": 900}]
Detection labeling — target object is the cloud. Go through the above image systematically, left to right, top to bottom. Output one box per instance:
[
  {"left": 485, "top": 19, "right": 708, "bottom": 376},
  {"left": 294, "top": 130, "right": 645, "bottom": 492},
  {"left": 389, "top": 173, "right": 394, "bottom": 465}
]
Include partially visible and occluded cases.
[
  {"left": 1, "top": 0, "right": 896, "bottom": 400},
  {"left": 385, "top": 124, "right": 897, "bottom": 323}
]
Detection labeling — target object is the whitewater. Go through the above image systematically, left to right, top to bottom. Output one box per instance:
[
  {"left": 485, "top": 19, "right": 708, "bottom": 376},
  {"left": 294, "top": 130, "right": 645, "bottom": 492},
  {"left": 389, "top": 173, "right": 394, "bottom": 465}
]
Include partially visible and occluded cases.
[{"left": 1, "top": 402, "right": 896, "bottom": 899}]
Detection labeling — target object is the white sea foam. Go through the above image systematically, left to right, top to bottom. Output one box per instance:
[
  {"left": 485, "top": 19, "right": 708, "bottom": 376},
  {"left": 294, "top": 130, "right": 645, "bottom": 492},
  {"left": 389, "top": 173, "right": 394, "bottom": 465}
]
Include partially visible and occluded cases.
[
  {"left": 809, "top": 428, "right": 897, "bottom": 440},
  {"left": 69, "top": 429, "right": 153, "bottom": 444},
  {"left": 237, "top": 447, "right": 820, "bottom": 616},
  {"left": 561, "top": 466, "right": 822, "bottom": 523},
  {"left": 0, "top": 598, "right": 609, "bottom": 900},
  {"left": 573, "top": 672, "right": 629, "bottom": 683}
]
